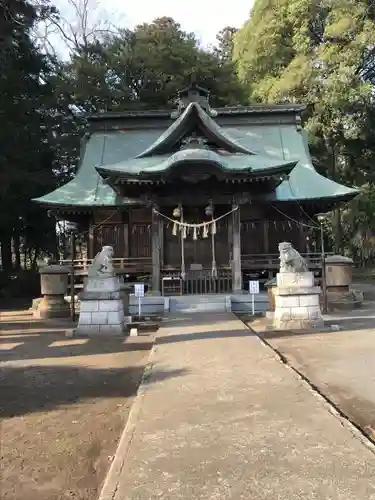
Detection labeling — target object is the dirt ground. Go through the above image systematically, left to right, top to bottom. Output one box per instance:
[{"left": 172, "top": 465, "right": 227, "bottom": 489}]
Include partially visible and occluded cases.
[
  {"left": 243, "top": 302, "right": 375, "bottom": 443},
  {"left": 0, "top": 310, "right": 154, "bottom": 500},
  {"left": 267, "top": 324, "right": 375, "bottom": 441}
]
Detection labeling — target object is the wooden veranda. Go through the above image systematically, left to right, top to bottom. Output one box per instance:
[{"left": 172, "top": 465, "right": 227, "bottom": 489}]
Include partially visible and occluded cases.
[{"left": 60, "top": 252, "right": 328, "bottom": 296}]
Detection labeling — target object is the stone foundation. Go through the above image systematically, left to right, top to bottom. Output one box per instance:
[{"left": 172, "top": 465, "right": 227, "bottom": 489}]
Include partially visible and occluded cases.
[
  {"left": 324, "top": 255, "right": 361, "bottom": 311},
  {"left": 34, "top": 265, "right": 70, "bottom": 319},
  {"left": 273, "top": 271, "right": 324, "bottom": 330},
  {"left": 74, "top": 274, "right": 129, "bottom": 336},
  {"left": 35, "top": 295, "right": 71, "bottom": 319}
]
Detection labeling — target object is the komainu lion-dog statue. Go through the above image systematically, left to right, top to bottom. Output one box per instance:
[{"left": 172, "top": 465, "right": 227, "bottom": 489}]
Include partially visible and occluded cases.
[
  {"left": 278, "top": 241, "right": 309, "bottom": 273},
  {"left": 87, "top": 245, "right": 114, "bottom": 277}
]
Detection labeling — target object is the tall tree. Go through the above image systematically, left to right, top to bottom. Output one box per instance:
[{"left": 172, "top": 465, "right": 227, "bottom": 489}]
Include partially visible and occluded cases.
[
  {"left": 0, "top": 0, "right": 68, "bottom": 272},
  {"left": 35, "top": 0, "right": 121, "bottom": 56},
  {"left": 233, "top": 0, "right": 375, "bottom": 256},
  {"left": 61, "top": 17, "right": 245, "bottom": 114},
  {"left": 215, "top": 26, "right": 238, "bottom": 62}
]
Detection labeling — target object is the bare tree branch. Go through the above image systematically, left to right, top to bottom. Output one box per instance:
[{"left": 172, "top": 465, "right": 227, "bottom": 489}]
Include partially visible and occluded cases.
[{"left": 34, "top": 0, "right": 122, "bottom": 56}]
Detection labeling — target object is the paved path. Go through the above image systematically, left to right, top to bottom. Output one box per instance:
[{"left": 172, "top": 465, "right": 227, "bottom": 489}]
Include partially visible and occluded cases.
[{"left": 108, "top": 313, "right": 375, "bottom": 500}]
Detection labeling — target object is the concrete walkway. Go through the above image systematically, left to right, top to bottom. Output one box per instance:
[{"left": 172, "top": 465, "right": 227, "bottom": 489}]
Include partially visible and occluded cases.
[{"left": 105, "top": 313, "right": 375, "bottom": 500}]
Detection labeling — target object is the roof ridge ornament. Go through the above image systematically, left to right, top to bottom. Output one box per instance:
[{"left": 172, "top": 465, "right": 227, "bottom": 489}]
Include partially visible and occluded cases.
[
  {"left": 171, "top": 81, "right": 218, "bottom": 119},
  {"left": 180, "top": 132, "right": 209, "bottom": 150}
]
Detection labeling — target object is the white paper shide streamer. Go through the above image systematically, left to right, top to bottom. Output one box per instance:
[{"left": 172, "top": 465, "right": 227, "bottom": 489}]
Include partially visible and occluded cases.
[{"left": 153, "top": 205, "right": 238, "bottom": 279}]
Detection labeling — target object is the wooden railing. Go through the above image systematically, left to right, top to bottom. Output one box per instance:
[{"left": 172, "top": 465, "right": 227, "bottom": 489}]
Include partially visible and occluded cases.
[
  {"left": 241, "top": 252, "right": 331, "bottom": 271},
  {"left": 60, "top": 253, "right": 331, "bottom": 296},
  {"left": 60, "top": 253, "right": 329, "bottom": 275},
  {"left": 59, "top": 257, "right": 152, "bottom": 275},
  {"left": 59, "top": 257, "right": 152, "bottom": 296},
  {"left": 162, "top": 269, "right": 232, "bottom": 296}
]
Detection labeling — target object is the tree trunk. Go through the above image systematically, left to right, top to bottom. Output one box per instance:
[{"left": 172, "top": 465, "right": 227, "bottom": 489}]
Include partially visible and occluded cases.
[
  {"left": 330, "top": 146, "right": 342, "bottom": 254},
  {"left": 333, "top": 208, "right": 342, "bottom": 254},
  {"left": 0, "top": 233, "right": 13, "bottom": 274},
  {"left": 13, "top": 234, "right": 21, "bottom": 270},
  {"left": 54, "top": 235, "right": 60, "bottom": 262},
  {"left": 31, "top": 246, "right": 39, "bottom": 269},
  {"left": 23, "top": 248, "right": 28, "bottom": 270},
  {"left": 27, "top": 248, "right": 32, "bottom": 269}
]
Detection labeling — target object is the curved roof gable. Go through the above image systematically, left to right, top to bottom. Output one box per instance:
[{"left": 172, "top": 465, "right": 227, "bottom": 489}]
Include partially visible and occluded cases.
[
  {"left": 135, "top": 102, "right": 256, "bottom": 158},
  {"left": 32, "top": 118, "right": 359, "bottom": 210},
  {"left": 96, "top": 149, "right": 298, "bottom": 179}
]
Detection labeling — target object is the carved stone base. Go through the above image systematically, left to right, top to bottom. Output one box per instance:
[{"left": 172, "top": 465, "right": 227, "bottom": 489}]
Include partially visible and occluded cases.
[
  {"left": 34, "top": 264, "right": 70, "bottom": 319},
  {"left": 273, "top": 272, "right": 324, "bottom": 330},
  {"left": 74, "top": 275, "right": 129, "bottom": 337},
  {"left": 326, "top": 289, "right": 362, "bottom": 312},
  {"left": 34, "top": 295, "right": 70, "bottom": 319}
]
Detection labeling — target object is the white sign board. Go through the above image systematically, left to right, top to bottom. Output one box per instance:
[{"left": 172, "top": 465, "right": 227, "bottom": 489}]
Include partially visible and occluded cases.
[
  {"left": 249, "top": 280, "right": 260, "bottom": 294},
  {"left": 249, "top": 280, "right": 259, "bottom": 316},
  {"left": 134, "top": 283, "right": 145, "bottom": 298},
  {"left": 134, "top": 283, "right": 145, "bottom": 318}
]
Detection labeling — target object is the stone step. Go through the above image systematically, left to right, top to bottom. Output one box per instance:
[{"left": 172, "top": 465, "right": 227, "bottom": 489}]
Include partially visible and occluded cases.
[
  {"left": 169, "top": 294, "right": 269, "bottom": 314},
  {"left": 170, "top": 294, "right": 267, "bottom": 302},
  {"left": 169, "top": 295, "right": 227, "bottom": 314},
  {"left": 171, "top": 296, "right": 227, "bottom": 304},
  {"left": 328, "top": 299, "right": 363, "bottom": 312},
  {"left": 171, "top": 304, "right": 227, "bottom": 314}
]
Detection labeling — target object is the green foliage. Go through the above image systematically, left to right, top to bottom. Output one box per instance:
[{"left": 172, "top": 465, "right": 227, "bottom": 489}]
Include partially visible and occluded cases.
[
  {"left": 0, "top": 0, "right": 78, "bottom": 272},
  {"left": 2, "top": 0, "right": 374, "bottom": 275},
  {"left": 233, "top": 0, "right": 375, "bottom": 263},
  {"left": 234, "top": 0, "right": 375, "bottom": 110},
  {"left": 0, "top": 8, "right": 245, "bottom": 274},
  {"left": 63, "top": 17, "right": 245, "bottom": 114},
  {"left": 214, "top": 26, "right": 238, "bottom": 62},
  {"left": 341, "top": 184, "right": 375, "bottom": 263}
]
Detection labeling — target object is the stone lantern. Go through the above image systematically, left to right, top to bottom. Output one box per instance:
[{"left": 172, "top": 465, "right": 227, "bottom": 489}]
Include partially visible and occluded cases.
[
  {"left": 324, "top": 255, "right": 359, "bottom": 309},
  {"left": 325, "top": 255, "right": 353, "bottom": 296},
  {"left": 34, "top": 265, "right": 70, "bottom": 319}
]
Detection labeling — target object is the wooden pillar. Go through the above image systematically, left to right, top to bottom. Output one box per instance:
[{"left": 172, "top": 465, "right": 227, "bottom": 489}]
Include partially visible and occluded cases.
[
  {"left": 232, "top": 203, "right": 242, "bottom": 292},
  {"left": 151, "top": 207, "right": 161, "bottom": 295},
  {"left": 123, "top": 211, "right": 130, "bottom": 258},
  {"left": 227, "top": 216, "right": 233, "bottom": 266},
  {"left": 159, "top": 218, "right": 164, "bottom": 269},
  {"left": 263, "top": 220, "right": 269, "bottom": 253},
  {"left": 299, "top": 221, "right": 306, "bottom": 253},
  {"left": 88, "top": 223, "right": 95, "bottom": 259}
]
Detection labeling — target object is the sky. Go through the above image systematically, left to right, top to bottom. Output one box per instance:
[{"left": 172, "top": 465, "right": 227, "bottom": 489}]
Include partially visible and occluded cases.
[{"left": 53, "top": 0, "right": 254, "bottom": 49}]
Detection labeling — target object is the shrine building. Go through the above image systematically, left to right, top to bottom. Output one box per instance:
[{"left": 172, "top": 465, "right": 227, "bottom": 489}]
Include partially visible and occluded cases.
[{"left": 34, "top": 83, "right": 358, "bottom": 295}]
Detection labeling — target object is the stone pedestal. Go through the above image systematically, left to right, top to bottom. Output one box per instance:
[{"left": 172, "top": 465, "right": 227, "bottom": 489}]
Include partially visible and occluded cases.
[
  {"left": 324, "top": 255, "right": 362, "bottom": 311},
  {"left": 325, "top": 255, "right": 355, "bottom": 305},
  {"left": 325, "top": 255, "right": 353, "bottom": 289},
  {"left": 34, "top": 265, "right": 70, "bottom": 319},
  {"left": 273, "top": 272, "right": 324, "bottom": 330},
  {"left": 75, "top": 274, "right": 130, "bottom": 336},
  {"left": 265, "top": 278, "right": 277, "bottom": 312}
]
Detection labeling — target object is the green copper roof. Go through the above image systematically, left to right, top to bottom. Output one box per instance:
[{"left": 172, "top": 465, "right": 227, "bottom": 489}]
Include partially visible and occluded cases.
[
  {"left": 135, "top": 102, "right": 256, "bottom": 158},
  {"left": 33, "top": 106, "right": 358, "bottom": 209},
  {"left": 225, "top": 125, "right": 358, "bottom": 202},
  {"left": 267, "top": 128, "right": 359, "bottom": 202},
  {"left": 33, "top": 129, "right": 162, "bottom": 208},
  {"left": 96, "top": 148, "right": 297, "bottom": 179}
]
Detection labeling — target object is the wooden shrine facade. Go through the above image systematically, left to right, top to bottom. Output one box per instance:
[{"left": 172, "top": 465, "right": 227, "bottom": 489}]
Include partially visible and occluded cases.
[
  {"left": 36, "top": 83, "right": 358, "bottom": 294},
  {"left": 77, "top": 203, "right": 318, "bottom": 295},
  {"left": 90, "top": 206, "right": 310, "bottom": 263}
]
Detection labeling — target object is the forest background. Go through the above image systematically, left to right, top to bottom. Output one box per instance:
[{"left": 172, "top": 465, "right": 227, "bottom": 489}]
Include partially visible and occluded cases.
[{"left": 1, "top": 0, "right": 374, "bottom": 295}]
